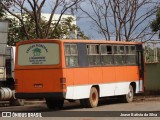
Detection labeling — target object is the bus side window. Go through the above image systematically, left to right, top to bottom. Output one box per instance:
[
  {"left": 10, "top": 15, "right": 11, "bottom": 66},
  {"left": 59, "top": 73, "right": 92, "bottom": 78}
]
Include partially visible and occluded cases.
[
  {"left": 65, "top": 44, "right": 78, "bottom": 67},
  {"left": 88, "top": 44, "right": 101, "bottom": 66},
  {"left": 101, "top": 45, "right": 114, "bottom": 65},
  {"left": 114, "top": 45, "right": 125, "bottom": 65},
  {"left": 125, "top": 45, "right": 136, "bottom": 65}
]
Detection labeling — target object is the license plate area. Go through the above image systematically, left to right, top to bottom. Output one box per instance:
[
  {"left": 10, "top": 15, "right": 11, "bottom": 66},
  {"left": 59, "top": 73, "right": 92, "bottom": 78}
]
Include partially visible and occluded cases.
[{"left": 34, "top": 84, "right": 43, "bottom": 88}]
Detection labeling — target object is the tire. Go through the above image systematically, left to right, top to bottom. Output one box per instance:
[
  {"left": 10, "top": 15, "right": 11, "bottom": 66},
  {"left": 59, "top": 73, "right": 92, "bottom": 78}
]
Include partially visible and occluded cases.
[
  {"left": 124, "top": 85, "right": 134, "bottom": 103},
  {"left": 86, "top": 87, "right": 99, "bottom": 108},
  {"left": 45, "top": 98, "right": 64, "bottom": 110},
  {"left": 10, "top": 99, "right": 24, "bottom": 106}
]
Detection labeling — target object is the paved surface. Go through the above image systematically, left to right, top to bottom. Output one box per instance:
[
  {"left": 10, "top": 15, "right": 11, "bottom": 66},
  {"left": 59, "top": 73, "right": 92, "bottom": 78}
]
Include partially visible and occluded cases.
[{"left": 0, "top": 96, "right": 160, "bottom": 120}]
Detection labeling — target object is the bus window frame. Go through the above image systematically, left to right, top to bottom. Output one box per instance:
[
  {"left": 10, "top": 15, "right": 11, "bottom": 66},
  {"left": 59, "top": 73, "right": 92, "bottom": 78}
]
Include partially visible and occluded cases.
[
  {"left": 64, "top": 43, "right": 79, "bottom": 67},
  {"left": 87, "top": 44, "right": 101, "bottom": 66},
  {"left": 100, "top": 44, "right": 114, "bottom": 65},
  {"left": 100, "top": 44, "right": 113, "bottom": 55},
  {"left": 113, "top": 45, "right": 126, "bottom": 65},
  {"left": 125, "top": 45, "right": 136, "bottom": 65}
]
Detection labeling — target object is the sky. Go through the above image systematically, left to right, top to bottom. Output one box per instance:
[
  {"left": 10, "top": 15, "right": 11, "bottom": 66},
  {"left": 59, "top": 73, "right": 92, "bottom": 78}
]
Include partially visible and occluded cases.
[
  {"left": 6, "top": 0, "right": 160, "bottom": 41},
  {"left": 15, "top": 0, "right": 106, "bottom": 40}
]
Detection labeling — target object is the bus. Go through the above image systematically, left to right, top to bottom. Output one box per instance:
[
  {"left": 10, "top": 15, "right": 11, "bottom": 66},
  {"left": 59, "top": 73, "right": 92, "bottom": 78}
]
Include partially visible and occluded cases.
[{"left": 15, "top": 39, "right": 144, "bottom": 109}]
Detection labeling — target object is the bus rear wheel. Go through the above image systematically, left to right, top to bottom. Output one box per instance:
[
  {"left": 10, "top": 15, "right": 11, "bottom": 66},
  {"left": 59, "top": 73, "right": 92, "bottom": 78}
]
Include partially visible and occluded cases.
[
  {"left": 124, "top": 85, "right": 134, "bottom": 103},
  {"left": 85, "top": 87, "right": 99, "bottom": 108},
  {"left": 45, "top": 98, "right": 64, "bottom": 110}
]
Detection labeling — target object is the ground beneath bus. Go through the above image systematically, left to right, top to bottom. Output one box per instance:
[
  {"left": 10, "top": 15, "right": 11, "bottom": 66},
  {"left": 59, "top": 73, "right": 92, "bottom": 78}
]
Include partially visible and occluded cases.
[{"left": 0, "top": 95, "right": 160, "bottom": 120}]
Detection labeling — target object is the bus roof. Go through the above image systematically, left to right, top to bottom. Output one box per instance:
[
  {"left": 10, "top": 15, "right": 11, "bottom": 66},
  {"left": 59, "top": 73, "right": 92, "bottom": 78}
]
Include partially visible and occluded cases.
[{"left": 17, "top": 39, "right": 142, "bottom": 45}]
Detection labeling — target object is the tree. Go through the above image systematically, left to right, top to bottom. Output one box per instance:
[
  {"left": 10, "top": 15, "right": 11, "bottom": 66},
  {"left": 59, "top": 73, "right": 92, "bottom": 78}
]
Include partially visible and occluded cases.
[
  {"left": 0, "top": 0, "right": 82, "bottom": 40},
  {"left": 0, "top": 0, "right": 88, "bottom": 46},
  {"left": 79, "top": 0, "right": 159, "bottom": 41},
  {"left": 0, "top": 4, "right": 6, "bottom": 18},
  {"left": 150, "top": 8, "right": 160, "bottom": 38},
  {"left": 7, "top": 15, "right": 88, "bottom": 46}
]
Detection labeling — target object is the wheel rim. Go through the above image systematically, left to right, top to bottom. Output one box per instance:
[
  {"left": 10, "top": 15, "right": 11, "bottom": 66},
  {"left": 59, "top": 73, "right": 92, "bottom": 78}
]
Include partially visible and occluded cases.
[
  {"left": 128, "top": 86, "right": 133, "bottom": 100},
  {"left": 128, "top": 90, "right": 133, "bottom": 98},
  {"left": 92, "top": 92, "right": 97, "bottom": 102}
]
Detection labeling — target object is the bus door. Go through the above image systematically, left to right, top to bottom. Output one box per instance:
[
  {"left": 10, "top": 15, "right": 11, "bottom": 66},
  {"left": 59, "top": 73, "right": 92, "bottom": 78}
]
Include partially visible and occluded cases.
[{"left": 136, "top": 50, "right": 144, "bottom": 92}]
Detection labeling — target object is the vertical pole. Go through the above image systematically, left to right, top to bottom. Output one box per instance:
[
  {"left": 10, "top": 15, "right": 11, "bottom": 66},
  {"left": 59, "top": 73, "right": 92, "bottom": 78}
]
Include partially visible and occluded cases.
[{"left": 155, "top": 42, "right": 158, "bottom": 62}]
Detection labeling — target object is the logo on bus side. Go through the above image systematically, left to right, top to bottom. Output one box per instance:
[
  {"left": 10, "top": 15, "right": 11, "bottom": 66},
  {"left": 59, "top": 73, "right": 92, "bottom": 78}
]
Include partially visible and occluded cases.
[
  {"left": 26, "top": 44, "right": 48, "bottom": 54},
  {"left": 32, "top": 48, "right": 41, "bottom": 56}
]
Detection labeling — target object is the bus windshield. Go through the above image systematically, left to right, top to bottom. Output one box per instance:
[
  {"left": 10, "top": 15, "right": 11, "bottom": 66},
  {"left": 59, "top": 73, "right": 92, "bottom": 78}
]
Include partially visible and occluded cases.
[{"left": 18, "top": 43, "right": 59, "bottom": 66}]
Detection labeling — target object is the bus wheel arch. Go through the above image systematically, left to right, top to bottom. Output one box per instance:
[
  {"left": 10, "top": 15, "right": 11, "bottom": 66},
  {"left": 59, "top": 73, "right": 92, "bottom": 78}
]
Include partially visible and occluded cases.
[{"left": 130, "top": 82, "right": 136, "bottom": 94}]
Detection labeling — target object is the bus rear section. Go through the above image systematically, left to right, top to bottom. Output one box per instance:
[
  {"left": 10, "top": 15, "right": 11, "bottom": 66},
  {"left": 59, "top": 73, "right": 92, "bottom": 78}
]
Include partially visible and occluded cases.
[{"left": 15, "top": 41, "right": 66, "bottom": 108}]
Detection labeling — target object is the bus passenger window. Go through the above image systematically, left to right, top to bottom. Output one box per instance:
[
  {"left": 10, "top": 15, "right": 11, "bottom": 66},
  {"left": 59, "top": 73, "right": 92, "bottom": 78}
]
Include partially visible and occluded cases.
[
  {"left": 65, "top": 44, "right": 78, "bottom": 67},
  {"left": 70, "top": 44, "right": 78, "bottom": 55},
  {"left": 65, "top": 45, "right": 70, "bottom": 55},
  {"left": 88, "top": 45, "right": 100, "bottom": 66},
  {"left": 101, "top": 45, "right": 113, "bottom": 65},
  {"left": 101, "top": 45, "right": 108, "bottom": 54},
  {"left": 101, "top": 45, "right": 112, "bottom": 54},
  {"left": 114, "top": 45, "right": 125, "bottom": 65},
  {"left": 114, "top": 46, "right": 120, "bottom": 54},
  {"left": 120, "top": 46, "right": 125, "bottom": 54},
  {"left": 125, "top": 46, "right": 136, "bottom": 65},
  {"left": 125, "top": 46, "right": 129, "bottom": 54},
  {"left": 125, "top": 46, "right": 135, "bottom": 54},
  {"left": 130, "top": 46, "right": 136, "bottom": 54},
  {"left": 127, "top": 55, "right": 136, "bottom": 64}
]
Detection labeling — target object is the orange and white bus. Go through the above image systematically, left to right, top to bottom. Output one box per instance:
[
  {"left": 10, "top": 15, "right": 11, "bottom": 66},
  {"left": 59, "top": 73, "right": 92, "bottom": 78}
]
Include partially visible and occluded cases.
[{"left": 15, "top": 39, "right": 144, "bottom": 109}]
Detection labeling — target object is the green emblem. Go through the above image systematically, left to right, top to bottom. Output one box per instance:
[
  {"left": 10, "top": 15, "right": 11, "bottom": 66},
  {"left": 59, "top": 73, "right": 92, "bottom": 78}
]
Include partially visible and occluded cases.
[{"left": 32, "top": 48, "right": 41, "bottom": 56}]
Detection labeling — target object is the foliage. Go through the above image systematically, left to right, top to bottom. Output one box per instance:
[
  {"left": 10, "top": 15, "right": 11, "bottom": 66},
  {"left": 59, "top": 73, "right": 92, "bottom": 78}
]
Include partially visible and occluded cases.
[
  {"left": 0, "top": 0, "right": 88, "bottom": 46},
  {"left": 79, "top": 0, "right": 159, "bottom": 41},
  {"left": 0, "top": 4, "right": 6, "bottom": 18},
  {"left": 150, "top": 8, "right": 160, "bottom": 32},
  {"left": 7, "top": 14, "right": 88, "bottom": 46},
  {"left": 50, "top": 17, "right": 88, "bottom": 40},
  {"left": 144, "top": 46, "right": 160, "bottom": 63},
  {"left": 158, "top": 48, "right": 160, "bottom": 61}
]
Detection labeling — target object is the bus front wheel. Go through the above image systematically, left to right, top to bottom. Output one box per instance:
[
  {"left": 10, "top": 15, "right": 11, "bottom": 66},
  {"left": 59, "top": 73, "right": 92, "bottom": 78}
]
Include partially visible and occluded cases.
[
  {"left": 124, "top": 85, "right": 134, "bottom": 103},
  {"left": 86, "top": 87, "right": 99, "bottom": 108},
  {"left": 45, "top": 98, "right": 64, "bottom": 110}
]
